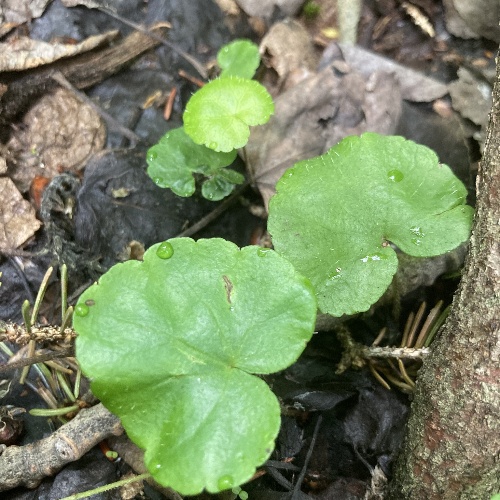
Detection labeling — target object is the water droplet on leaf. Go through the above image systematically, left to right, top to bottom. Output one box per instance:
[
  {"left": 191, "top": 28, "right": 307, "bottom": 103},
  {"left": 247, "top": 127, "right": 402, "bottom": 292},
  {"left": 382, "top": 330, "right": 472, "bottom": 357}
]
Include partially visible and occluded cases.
[
  {"left": 209, "top": 142, "right": 218, "bottom": 150},
  {"left": 148, "top": 151, "right": 158, "bottom": 161},
  {"left": 387, "top": 169, "right": 404, "bottom": 182},
  {"left": 153, "top": 177, "right": 164, "bottom": 186},
  {"left": 410, "top": 226, "right": 425, "bottom": 238},
  {"left": 411, "top": 238, "right": 422, "bottom": 246},
  {"left": 156, "top": 241, "right": 174, "bottom": 259},
  {"left": 257, "top": 248, "right": 271, "bottom": 257},
  {"left": 361, "top": 254, "right": 382, "bottom": 263},
  {"left": 75, "top": 304, "right": 90, "bottom": 317},
  {"left": 217, "top": 475, "right": 234, "bottom": 490}
]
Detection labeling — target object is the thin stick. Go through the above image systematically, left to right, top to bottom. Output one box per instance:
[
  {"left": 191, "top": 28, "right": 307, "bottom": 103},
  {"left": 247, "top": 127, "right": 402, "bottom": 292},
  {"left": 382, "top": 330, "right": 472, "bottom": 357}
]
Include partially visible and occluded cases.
[
  {"left": 97, "top": 6, "right": 207, "bottom": 79},
  {"left": 178, "top": 69, "right": 206, "bottom": 87},
  {"left": 163, "top": 87, "right": 177, "bottom": 120},
  {"left": 175, "top": 182, "right": 249, "bottom": 237},
  {"left": 61, "top": 264, "right": 68, "bottom": 322},
  {"left": 414, "top": 300, "right": 443, "bottom": 349},
  {"left": 406, "top": 301, "right": 426, "bottom": 348},
  {"left": 0, "top": 348, "right": 74, "bottom": 374},
  {"left": 291, "top": 415, "right": 322, "bottom": 498},
  {"left": 59, "top": 472, "right": 151, "bottom": 500}
]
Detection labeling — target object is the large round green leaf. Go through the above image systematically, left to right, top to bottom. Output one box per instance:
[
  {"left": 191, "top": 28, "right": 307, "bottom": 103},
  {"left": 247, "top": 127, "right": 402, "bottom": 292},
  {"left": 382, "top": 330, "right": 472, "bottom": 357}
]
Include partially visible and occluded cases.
[
  {"left": 183, "top": 77, "right": 274, "bottom": 153},
  {"left": 268, "top": 133, "right": 474, "bottom": 317},
  {"left": 74, "top": 238, "right": 316, "bottom": 495}
]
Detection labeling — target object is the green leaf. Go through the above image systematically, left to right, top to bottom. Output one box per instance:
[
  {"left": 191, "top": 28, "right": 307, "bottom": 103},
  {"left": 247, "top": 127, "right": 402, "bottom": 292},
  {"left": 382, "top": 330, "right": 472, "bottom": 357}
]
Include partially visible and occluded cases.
[
  {"left": 218, "top": 39, "right": 261, "bottom": 79},
  {"left": 183, "top": 77, "right": 274, "bottom": 153},
  {"left": 146, "top": 127, "right": 237, "bottom": 197},
  {"left": 268, "top": 133, "right": 474, "bottom": 316},
  {"left": 201, "top": 172, "right": 244, "bottom": 201},
  {"left": 74, "top": 238, "right": 316, "bottom": 495}
]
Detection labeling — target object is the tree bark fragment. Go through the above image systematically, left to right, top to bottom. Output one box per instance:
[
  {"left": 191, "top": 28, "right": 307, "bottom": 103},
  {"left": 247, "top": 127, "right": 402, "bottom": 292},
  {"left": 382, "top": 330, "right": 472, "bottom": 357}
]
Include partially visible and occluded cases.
[{"left": 389, "top": 54, "right": 500, "bottom": 499}]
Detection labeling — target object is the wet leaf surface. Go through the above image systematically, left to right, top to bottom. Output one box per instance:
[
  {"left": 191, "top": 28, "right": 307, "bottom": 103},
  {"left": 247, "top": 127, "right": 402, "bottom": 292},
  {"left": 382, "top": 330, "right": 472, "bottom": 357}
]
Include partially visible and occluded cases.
[
  {"left": 268, "top": 133, "right": 473, "bottom": 315},
  {"left": 74, "top": 238, "right": 316, "bottom": 494}
]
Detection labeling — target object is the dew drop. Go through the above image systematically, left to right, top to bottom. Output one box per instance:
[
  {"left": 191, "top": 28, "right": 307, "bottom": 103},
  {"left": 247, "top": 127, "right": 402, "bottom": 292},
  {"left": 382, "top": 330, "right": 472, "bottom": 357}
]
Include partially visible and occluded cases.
[
  {"left": 209, "top": 142, "right": 218, "bottom": 150},
  {"left": 148, "top": 151, "right": 158, "bottom": 161},
  {"left": 387, "top": 169, "right": 404, "bottom": 182},
  {"left": 153, "top": 177, "right": 165, "bottom": 186},
  {"left": 410, "top": 226, "right": 425, "bottom": 238},
  {"left": 411, "top": 238, "right": 422, "bottom": 246},
  {"left": 156, "top": 241, "right": 174, "bottom": 259},
  {"left": 257, "top": 247, "right": 271, "bottom": 257},
  {"left": 361, "top": 254, "right": 382, "bottom": 263},
  {"left": 74, "top": 303, "right": 90, "bottom": 317},
  {"left": 155, "top": 463, "right": 162, "bottom": 469},
  {"left": 217, "top": 475, "right": 234, "bottom": 490}
]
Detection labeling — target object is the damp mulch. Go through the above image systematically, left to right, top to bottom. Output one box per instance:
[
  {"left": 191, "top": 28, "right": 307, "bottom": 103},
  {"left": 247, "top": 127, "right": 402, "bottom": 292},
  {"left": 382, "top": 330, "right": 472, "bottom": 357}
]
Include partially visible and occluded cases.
[{"left": 0, "top": 1, "right": 495, "bottom": 499}]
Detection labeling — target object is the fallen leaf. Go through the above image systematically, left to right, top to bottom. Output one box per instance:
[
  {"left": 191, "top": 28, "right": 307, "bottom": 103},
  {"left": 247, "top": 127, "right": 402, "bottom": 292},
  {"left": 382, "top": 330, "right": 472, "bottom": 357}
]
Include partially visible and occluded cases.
[
  {"left": 0, "top": 0, "right": 51, "bottom": 34},
  {"left": 234, "top": 0, "right": 304, "bottom": 19},
  {"left": 443, "top": 0, "right": 500, "bottom": 43},
  {"left": 260, "top": 19, "right": 318, "bottom": 90},
  {"left": 0, "top": 31, "right": 119, "bottom": 72},
  {"left": 328, "top": 42, "right": 448, "bottom": 102},
  {"left": 449, "top": 67, "right": 492, "bottom": 127},
  {"left": 8, "top": 87, "right": 106, "bottom": 192},
  {"left": 0, "top": 178, "right": 41, "bottom": 249}
]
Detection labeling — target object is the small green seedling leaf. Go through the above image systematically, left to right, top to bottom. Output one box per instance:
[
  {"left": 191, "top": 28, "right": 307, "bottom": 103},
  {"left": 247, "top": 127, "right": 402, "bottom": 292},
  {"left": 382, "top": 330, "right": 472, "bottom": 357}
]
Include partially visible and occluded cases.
[
  {"left": 218, "top": 39, "right": 261, "bottom": 79},
  {"left": 183, "top": 77, "right": 274, "bottom": 153},
  {"left": 146, "top": 127, "right": 238, "bottom": 197},
  {"left": 268, "top": 133, "right": 474, "bottom": 317},
  {"left": 201, "top": 170, "right": 244, "bottom": 201},
  {"left": 74, "top": 238, "right": 316, "bottom": 495}
]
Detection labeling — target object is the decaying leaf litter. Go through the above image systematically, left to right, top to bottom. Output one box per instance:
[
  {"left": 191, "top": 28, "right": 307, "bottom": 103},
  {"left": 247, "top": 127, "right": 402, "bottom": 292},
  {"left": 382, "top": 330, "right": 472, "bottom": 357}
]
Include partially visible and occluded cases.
[{"left": 0, "top": 0, "right": 497, "bottom": 498}]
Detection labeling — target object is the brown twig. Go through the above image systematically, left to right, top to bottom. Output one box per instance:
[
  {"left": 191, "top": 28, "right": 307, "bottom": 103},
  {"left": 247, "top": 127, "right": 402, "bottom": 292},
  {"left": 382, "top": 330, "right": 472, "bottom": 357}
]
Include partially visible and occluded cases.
[
  {"left": 0, "top": 25, "right": 169, "bottom": 142},
  {"left": 178, "top": 69, "right": 206, "bottom": 87},
  {"left": 0, "top": 348, "right": 75, "bottom": 374},
  {"left": 0, "top": 403, "right": 123, "bottom": 492}
]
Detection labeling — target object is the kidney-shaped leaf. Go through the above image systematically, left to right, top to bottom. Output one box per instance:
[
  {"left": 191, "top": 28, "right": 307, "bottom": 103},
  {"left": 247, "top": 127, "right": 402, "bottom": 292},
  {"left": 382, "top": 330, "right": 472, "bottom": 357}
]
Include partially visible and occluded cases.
[
  {"left": 218, "top": 39, "right": 261, "bottom": 79},
  {"left": 183, "top": 77, "right": 274, "bottom": 153},
  {"left": 146, "top": 127, "right": 237, "bottom": 197},
  {"left": 268, "top": 133, "right": 474, "bottom": 317},
  {"left": 74, "top": 238, "right": 316, "bottom": 495}
]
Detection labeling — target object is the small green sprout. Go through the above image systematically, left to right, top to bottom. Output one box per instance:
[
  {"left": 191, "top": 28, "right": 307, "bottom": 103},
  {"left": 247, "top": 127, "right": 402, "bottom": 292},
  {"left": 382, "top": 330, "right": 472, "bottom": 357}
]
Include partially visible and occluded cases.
[{"left": 147, "top": 39, "right": 273, "bottom": 200}]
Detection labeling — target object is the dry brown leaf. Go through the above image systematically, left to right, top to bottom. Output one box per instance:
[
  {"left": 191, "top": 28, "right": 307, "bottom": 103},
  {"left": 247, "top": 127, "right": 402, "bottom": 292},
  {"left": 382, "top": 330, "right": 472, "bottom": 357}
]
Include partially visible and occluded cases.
[
  {"left": 0, "top": 0, "right": 50, "bottom": 26},
  {"left": 60, "top": 0, "right": 101, "bottom": 7},
  {"left": 234, "top": 0, "right": 304, "bottom": 19},
  {"left": 443, "top": 0, "right": 500, "bottom": 43},
  {"left": 260, "top": 19, "right": 318, "bottom": 91},
  {"left": 0, "top": 30, "right": 119, "bottom": 72},
  {"left": 330, "top": 43, "right": 448, "bottom": 102},
  {"left": 246, "top": 64, "right": 401, "bottom": 208},
  {"left": 449, "top": 67, "right": 492, "bottom": 127},
  {"left": 8, "top": 87, "right": 106, "bottom": 192},
  {"left": 0, "top": 177, "right": 41, "bottom": 249}
]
